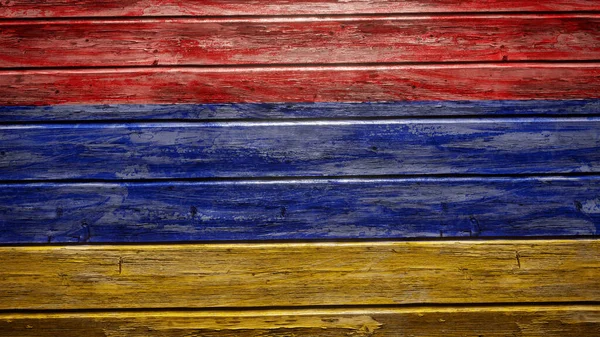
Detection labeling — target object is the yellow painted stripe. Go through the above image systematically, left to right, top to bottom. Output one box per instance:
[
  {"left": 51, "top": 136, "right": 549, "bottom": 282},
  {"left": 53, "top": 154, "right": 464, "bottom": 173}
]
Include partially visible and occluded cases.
[
  {"left": 1, "top": 240, "right": 599, "bottom": 309},
  {"left": 1, "top": 306, "right": 600, "bottom": 336}
]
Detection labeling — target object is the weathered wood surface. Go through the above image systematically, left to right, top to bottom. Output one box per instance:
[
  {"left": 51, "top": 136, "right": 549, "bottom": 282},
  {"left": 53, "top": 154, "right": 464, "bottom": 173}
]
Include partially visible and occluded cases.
[
  {"left": 1, "top": 0, "right": 599, "bottom": 18},
  {"left": 0, "top": 2, "right": 598, "bottom": 335},
  {"left": 2, "top": 15, "right": 599, "bottom": 67},
  {"left": 1, "top": 64, "right": 599, "bottom": 105},
  {"left": 1, "top": 100, "right": 599, "bottom": 122},
  {"left": 2, "top": 118, "right": 599, "bottom": 180},
  {"left": 1, "top": 177, "right": 599, "bottom": 243},
  {"left": 1, "top": 240, "right": 599, "bottom": 309},
  {"left": 1, "top": 306, "right": 599, "bottom": 337}
]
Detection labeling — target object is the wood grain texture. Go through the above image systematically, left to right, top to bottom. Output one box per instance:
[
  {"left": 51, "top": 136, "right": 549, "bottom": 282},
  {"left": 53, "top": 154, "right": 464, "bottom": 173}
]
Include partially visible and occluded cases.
[
  {"left": 1, "top": 0, "right": 599, "bottom": 18},
  {"left": 2, "top": 15, "right": 599, "bottom": 67},
  {"left": 1, "top": 64, "right": 599, "bottom": 105},
  {"left": 1, "top": 100, "right": 599, "bottom": 122},
  {"left": 2, "top": 118, "right": 599, "bottom": 180},
  {"left": 1, "top": 177, "right": 599, "bottom": 243},
  {"left": 1, "top": 240, "right": 599, "bottom": 309},
  {"left": 1, "top": 306, "right": 599, "bottom": 337}
]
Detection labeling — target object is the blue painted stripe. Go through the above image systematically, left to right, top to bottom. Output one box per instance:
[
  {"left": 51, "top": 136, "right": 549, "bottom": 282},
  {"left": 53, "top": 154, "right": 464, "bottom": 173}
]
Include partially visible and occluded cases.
[
  {"left": 0, "top": 100, "right": 598, "bottom": 122},
  {"left": 1, "top": 117, "right": 599, "bottom": 180},
  {"left": 0, "top": 177, "right": 598, "bottom": 243}
]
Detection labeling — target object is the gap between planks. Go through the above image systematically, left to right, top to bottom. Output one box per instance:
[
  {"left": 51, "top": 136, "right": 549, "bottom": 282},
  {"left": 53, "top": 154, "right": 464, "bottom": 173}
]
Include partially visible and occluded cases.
[
  {"left": 1, "top": 0, "right": 599, "bottom": 18},
  {"left": 1, "top": 13, "right": 600, "bottom": 24}
]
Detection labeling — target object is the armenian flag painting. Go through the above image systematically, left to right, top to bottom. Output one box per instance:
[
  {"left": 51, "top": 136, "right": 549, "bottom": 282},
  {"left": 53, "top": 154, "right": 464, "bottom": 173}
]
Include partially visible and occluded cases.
[{"left": 0, "top": 1, "right": 599, "bottom": 335}]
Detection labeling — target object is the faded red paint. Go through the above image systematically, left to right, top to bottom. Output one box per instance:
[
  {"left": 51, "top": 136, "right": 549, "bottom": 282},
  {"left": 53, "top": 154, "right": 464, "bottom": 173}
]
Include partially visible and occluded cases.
[
  {"left": 1, "top": 0, "right": 600, "bottom": 18},
  {"left": 1, "top": 15, "right": 599, "bottom": 67},
  {"left": 1, "top": 64, "right": 599, "bottom": 105}
]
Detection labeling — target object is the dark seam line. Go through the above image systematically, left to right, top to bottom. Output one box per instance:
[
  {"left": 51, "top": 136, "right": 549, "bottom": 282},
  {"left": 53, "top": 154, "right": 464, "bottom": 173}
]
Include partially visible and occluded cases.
[
  {"left": 1, "top": 10, "right": 600, "bottom": 22},
  {"left": 1, "top": 59, "right": 600, "bottom": 72},
  {"left": 2, "top": 113, "right": 600, "bottom": 125},
  {"left": 1, "top": 172, "right": 600, "bottom": 185},
  {"left": 0, "top": 235, "right": 599, "bottom": 248},
  {"left": 0, "top": 301, "right": 599, "bottom": 314}
]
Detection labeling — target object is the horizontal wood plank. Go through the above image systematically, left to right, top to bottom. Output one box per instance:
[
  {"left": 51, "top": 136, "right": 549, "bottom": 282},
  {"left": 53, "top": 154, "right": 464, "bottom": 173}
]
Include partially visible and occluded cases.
[
  {"left": 1, "top": 0, "right": 599, "bottom": 18},
  {"left": 2, "top": 15, "right": 599, "bottom": 67},
  {"left": 1, "top": 64, "right": 599, "bottom": 105},
  {"left": 1, "top": 100, "right": 599, "bottom": 122},
  {"left": 2, "top": 118, "right": 599, "bottom": 180},
  {"left": 1, "top": 177, "right": 598, "bottom": 243},
  {"left": 1, "top": 240, "right": 599, "bottom": 309},
  {"left": 1, "top": 306, "right": 600, "bottom": 336}
]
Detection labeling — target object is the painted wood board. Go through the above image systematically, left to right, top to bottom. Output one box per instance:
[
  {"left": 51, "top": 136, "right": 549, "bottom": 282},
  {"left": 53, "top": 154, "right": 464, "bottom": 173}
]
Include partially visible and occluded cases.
[
  {"left": 1, "top": 0, "right": 599, "bottom": 18},
  {"left": 2, "top": 15, "right": 599, "bottom": 67},
  {"left": 1, "top": 64, "right": 599, "bottom": 105},
  {"left": 1, "top": 100, "right": 599, "bottom": 122},
  {"left": 2, "top": 118, "right": 599, "bottom": 180},
  {"left": 2, "top": 177, "right": 598, "bottom": 243},
  {"left": 1, "top": 240, "right": 599, "bottom": 309},
  {"left": 1, "top": 305, "right": 599, "bottom": 336}
]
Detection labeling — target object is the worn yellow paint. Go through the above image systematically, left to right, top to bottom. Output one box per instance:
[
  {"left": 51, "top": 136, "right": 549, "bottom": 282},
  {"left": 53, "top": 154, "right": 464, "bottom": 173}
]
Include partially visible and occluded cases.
[
  {"left": 1, "top": 240, "right": 599, "bottom": 309},
  {"left": 1, "top": 306, "right": 599, "bottom": 336}
]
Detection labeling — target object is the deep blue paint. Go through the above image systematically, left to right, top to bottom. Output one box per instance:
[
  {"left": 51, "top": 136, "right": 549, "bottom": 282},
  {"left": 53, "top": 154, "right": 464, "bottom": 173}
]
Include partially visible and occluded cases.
[
  {"left": 0, "top": 100, "right": 598, "bottom": 121},
  {"left": 1, "top": 100, "right": 599, "bottom": 243},
  {"left": 1, "top": 118, "right": 599, "bottom": 180},
  {"left": 0, "top": 177, "right": 598, "bottom": 243}
]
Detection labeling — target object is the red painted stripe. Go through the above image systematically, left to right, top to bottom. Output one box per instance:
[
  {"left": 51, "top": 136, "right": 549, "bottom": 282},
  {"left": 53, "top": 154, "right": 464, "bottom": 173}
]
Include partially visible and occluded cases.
[
  {"left": 1, "top": 0, "right": 599, "bottom": 18},
  {"left": 1, "top": 15, "right": 599, "bottom": 68},
  {"left": 1, "top": 64, "right": 598, "bottom": 105}
]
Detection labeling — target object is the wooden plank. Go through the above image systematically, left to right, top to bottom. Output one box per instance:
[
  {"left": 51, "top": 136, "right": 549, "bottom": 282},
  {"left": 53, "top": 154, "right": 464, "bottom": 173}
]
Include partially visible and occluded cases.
[
  {"left": 1, "top": 0, "right": 599, "bottom": 18},
  {"left": 2, "top": 15, "right": 599, "bottom": 67},
  {"left": 1, "top": 64, "right": 599, "bottom": 105},
  {"left": 1, "top": 100, "right": 599, "bottom": 122},
  {"left": 2, "top": 100, "right": 600, "bottom": 122},
  {"left": 2, "top": 118, "right": 599, "bottom": 180},
  {"left": 1, "top": 177, "right": 598, "bottom": 243},
  {"left": 1, "top": 240, "right": 599, "bottom": 309},
  {"left": 1, "top": 306, "right": 599, "bottom": 336}
]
